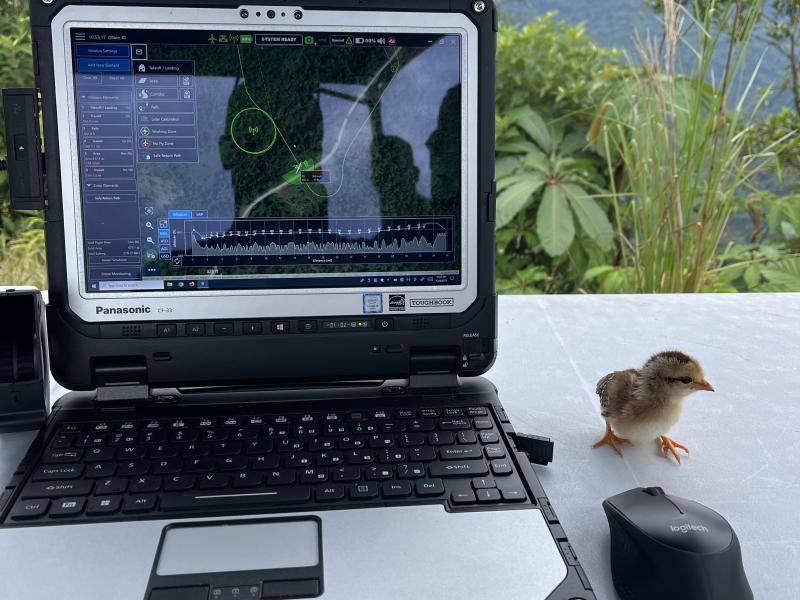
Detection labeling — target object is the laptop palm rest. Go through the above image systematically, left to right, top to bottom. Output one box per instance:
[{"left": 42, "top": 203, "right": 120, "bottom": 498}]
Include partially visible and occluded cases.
[{"left": 0, "top": 505, "right": 567, "bottom": 599}]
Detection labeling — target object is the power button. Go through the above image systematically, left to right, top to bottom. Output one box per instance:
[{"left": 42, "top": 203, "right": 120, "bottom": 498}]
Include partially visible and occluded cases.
[{"left": 376, "top": 318, "right": 394, "bottom": 330}]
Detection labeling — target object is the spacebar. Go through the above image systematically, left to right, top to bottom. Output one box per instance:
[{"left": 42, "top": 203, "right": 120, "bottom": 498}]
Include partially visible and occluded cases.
[{"left": 160, "top": 487, "right": 311, "bottom": 511}]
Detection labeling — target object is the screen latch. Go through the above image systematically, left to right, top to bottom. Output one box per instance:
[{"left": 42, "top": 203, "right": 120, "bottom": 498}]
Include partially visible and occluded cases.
[
  {"left": 407, "top": 349, "right": 460, "bottom": 390},
  {"left": 93, "top": 360, "right": 149, "bottom": 403}
]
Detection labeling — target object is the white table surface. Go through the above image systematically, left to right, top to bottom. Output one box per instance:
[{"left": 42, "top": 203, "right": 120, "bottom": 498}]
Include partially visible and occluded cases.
[{"left": 1, "top": 294, "right": 798, "bottom": 599}]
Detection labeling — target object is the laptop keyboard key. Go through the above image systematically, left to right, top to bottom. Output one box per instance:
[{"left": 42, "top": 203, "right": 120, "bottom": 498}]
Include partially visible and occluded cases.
[
  {"left": 439, "top": 418, "right": 471, "bottom": 430},
  {"left": 457, "top": 430, "right": 478, "bottom": 445},
  {"left": 428, "top": 431, "right": 455, "bottom": 446},
  {"left": 479, "top": 431, "right": 499, "bottom": 444},
  {"left": 440, "top": 446, "right": 482, "bottom": 460},
  {"left": 485, "top": 446, "right": 506, "bottom": 459},
  {"left": 85, "top": 447, "right": 115, "bottom": 462},
  {"left": 409, "top": 447, "right": 436, "bottom": 462},
  {"left": 43, "top": 449, "right": 82, "bottom": 464},
  {"left": 250, "top": 455, "right": 281, "bottom": 470},
  {"left": 218, "top": 456, "right": 248, "bottom": 472},
  {"left": 184, "top": 457, "right": 216, "bottom": 473},
  {"left": 152, "top": 458, "right": 182, "bottom": 475},
  {"left": 429, "top": 460, "right": 489, "bottom": 478},
  {"left": 490, "top": 460, "right": 513, "bottom": 476},
  {"left": 85, "top": 462, "right": 117, "bottom": 479},
  {"left": 31, "top": 464, "right": 84, "bottom": 481},
  {"left": 397, "top": 464, "right": 425, "bottom": 479},
  {"left": 332, "top": 466, "right": 360, "bottom": 482},
  {"left": 266, "top": 470, "right": 295, "bottom": 486},
  {"left": 232, "top": 472, "right": 263, "bottom": 488},
  {"left": 198, "top": 474, "right": 228, "bottom": 490},
  {"left": 164, "top": 475, "right": 198, "bottom": 492},
  {"left": 130, "top": 476, "right": 162, "bottom": 493},
  {"left": 472, "top": 477, "right": 496, "bottom": 490},
  {"left": 95, "top": 478, "right": 128, "bottom": 495},
  {"left": 415, "top": 479, "right": 445, "bottom": 496},
  {"left": 23, "top": 480, "right": 93, "bottom": 499},
  {"left": 382, "top": 481, "right": 412, "bottom": 498},
  {"left": 349, "top": 482, "right": 379, "bottom": 500},
  {"left": 316, "top": 484, "right": 345, "bottom": 502},
  {"left": 499, "top": 487, "right": 527, "bottom": 502},
  {"left": 476, "top": 488, "right": 501, "bottom": 503},
  {"left": 450, "top": 490, "right": 476, "bottom": 504},
  {"left": 123, "top": 494, "right": 157, "bottom": 514},
  {"left": 86, "top": 496, "right": 122, "bottom": 515},
  {"left": 49, "top": 497, "right": 86, "bottom": 518},
  {"left": 10, "top": 499, "right": 50, "bottom": 520}
]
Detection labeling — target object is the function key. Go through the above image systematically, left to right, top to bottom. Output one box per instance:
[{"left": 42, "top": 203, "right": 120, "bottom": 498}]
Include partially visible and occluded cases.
[
  {"left": 156, "top": 323, "right": 177, "bottom": 337},
  {"left": 467, "top": 407, "right": 488, "bottom": 417},
  {"left": 420, "top": 408, "right": 440, "bottom": 418},
  {"left": 444, "top": 408, "right": 463, "bottom": 417},
  {"left": 396, "top": 409, "right": 416, "bottom": 419},
  {"left": 372, "top": 410, "right": 389, "bottom": 420},
  {"left": 347, "top": 412, "right": 365, "bottom": 421},
  {"left": 324, "top": 413, "right": 342, "bottom": 422},
  {"left": 299, "top": 414, "right": 316, "bottom": 423},
  {"left": 272, "top": 415, "right": 290, "bottom": 425},
  {"left": 245, "top": 416, "right": 266, "bottom": 426},
  {"left": 221, "top": 417, "right": 241, "bottom": 427},
  {"left": 198, "top": 418, "right": 216, "bottom": 428},
  {"left": 169, "top": 419, "right": 190, "bottom": 430},
  {"left": 143, "top": 420, "right": 163, "bottom": 430},
  {"left": 116, "top": 421, "right": 137, "bottom": 432},
  {"left": 91, "top": 422, "right": 111, "bottom": 432},
  {"left": 58, "top": 424, "right": 82, "bottom": 435},
  {"left": 10, "top": 499, "right": 50, "bottom": 520}
]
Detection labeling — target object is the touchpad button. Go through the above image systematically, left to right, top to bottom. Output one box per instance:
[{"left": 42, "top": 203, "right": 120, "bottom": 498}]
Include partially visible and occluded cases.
[{"left": 156, "top": 519, "right": 319, "bottom": 576}]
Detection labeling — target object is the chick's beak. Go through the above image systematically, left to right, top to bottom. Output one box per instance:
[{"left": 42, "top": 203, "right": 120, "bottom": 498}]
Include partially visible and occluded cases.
[{"left": 692, "top": 379, "right": 715, "bottom": 392}]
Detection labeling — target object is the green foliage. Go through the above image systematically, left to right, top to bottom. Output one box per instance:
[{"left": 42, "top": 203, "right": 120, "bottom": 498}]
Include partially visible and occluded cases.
[
  {"left": 588, "top": 0, "right": 783, "bottom": 293},
  {"left": 0, "top": 1, "right": 45, "bottom": 288},
  {"left": 496, "top": 16, "right": 625, "bottom": 124}
]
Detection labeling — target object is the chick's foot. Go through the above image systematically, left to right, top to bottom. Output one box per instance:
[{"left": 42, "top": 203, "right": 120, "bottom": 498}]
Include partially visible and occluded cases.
[
  {"left": 592, "top": 423, "right": 632, "bottom": 456},
  {"left": 658, "top": 435, "right": 690, "bottom": 464}
]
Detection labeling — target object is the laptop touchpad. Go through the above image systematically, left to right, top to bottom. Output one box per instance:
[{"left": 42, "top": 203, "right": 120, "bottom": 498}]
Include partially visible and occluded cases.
[{"left": 156, "top": 519, "right": 319, "bottom": 576}]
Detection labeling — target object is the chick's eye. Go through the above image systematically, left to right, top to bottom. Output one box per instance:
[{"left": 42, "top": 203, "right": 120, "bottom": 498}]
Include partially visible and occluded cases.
[{"left": 677, "top": 377, "right": 693, "bottom": 384}]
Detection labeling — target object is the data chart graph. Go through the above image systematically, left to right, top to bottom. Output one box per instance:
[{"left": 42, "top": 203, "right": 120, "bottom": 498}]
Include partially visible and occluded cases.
[{"left": 173, "top": 217, "right": 455, "bottom": 267}]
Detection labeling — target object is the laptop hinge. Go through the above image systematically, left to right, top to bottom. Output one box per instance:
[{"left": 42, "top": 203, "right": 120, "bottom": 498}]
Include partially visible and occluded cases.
[
  {"left": 407, "top": 348, "right": 460, "bottom": 390},
  {"left": 93, "top": 360, "right": 149, "bottom": 403}
]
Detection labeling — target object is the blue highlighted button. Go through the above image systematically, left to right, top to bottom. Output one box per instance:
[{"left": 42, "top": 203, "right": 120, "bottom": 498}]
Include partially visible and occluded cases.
[{"left": 76, "top": 58, "right": 131, "bottom": 73}]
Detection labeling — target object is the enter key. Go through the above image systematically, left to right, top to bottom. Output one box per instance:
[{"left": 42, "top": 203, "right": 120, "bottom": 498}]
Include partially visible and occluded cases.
[{"left": 439, "top": 445, "right": 483, "bottom": 460}]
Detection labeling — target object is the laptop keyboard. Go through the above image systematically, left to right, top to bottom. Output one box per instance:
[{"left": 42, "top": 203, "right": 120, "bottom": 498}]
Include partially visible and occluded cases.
[{"left": 5, "top": 406, "right": 529, "bottom": 524}]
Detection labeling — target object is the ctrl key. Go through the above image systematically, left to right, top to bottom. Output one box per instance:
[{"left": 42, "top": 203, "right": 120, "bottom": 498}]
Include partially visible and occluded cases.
[{"left": 10, "top": 499, "right": 50, "bottom": 520}]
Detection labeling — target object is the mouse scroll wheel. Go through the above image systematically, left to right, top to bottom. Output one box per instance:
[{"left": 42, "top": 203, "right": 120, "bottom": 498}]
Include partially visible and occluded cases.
[{"left": 643, "top": 486, "right": 666, "bottom": 496}]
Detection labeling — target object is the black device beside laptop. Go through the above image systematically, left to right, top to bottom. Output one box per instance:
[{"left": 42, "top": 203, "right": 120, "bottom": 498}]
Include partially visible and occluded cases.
[{"left": 0, "top": 1, "right": 594, "bottom": 598}]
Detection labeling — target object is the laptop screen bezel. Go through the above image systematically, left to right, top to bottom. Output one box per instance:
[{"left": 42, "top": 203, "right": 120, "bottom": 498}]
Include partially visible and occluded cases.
[{"left": 50, "top": 5, "right": 479, "bottom": 323}]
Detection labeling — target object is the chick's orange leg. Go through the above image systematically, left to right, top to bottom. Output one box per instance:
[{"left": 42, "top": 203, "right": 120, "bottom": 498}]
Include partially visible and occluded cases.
[
  {"left": 592, "top": 422, "right": 632, "bottom": 456},
  {"left": 658, "top": 435, "right": 690, "bottom": 464}
]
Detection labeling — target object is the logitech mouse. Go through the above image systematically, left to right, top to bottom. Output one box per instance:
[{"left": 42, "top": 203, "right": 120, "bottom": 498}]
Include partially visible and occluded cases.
[{"left": 602, "top": 486, "right": 752, "bottom": 600}]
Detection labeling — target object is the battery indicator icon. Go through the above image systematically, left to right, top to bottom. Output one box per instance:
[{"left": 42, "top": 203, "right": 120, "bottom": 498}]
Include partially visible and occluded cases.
[{"left": 240, "top": 34, "right": 253, "bottom": 44}]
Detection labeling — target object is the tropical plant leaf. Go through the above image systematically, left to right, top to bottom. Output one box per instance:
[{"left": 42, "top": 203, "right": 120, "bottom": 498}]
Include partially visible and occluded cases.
[
  {"left": 510, "top": 106, "right": 553, "bottom": 153},
  {"left": 495, "top": 156, "right": 520, "bottom": 179},
  {"left": 495, "top": 177, "right": 546, "bottom": 229},
  {"left": 563, "top": 183, "right": 614, "bottom": 249},
  {"left": 536, "top": 184, "right": 575, "bottom": 256},
  {"left": 758, "top": 258, "right": 800, "bottom": 291},
  {"left": 582, "top": 264, "right": 615, "bottom": 282}
]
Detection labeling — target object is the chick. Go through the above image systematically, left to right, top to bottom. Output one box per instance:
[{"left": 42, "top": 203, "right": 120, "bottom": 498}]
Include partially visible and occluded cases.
[{"left": 592, "top": 351, "right": 714, "bottom": 463}]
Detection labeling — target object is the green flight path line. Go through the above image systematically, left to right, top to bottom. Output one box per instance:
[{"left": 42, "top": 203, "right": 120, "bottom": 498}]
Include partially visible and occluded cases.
[{"left": 234, "top": 44, "right": 400, "bottom": 199}]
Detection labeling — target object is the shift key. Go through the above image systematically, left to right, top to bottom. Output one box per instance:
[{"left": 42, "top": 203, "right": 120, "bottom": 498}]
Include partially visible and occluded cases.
[
  {"left": 429, "top": 460, "right": 489, "bottom": 478},
  {"left": 21, "top": 480, "right": 93, "bottom": 499}
]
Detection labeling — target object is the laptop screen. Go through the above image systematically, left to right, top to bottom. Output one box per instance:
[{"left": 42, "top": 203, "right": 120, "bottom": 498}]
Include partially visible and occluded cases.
[{"left": 69, "top": 28, "right": 463, "bottom": 294}]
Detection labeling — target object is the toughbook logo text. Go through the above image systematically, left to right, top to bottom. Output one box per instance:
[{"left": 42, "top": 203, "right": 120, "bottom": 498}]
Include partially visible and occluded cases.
[
  {"left": 95, "top": 306, "right": 151, "bottom": 315},
  {"left": 670, "top": 523, "right": 709, "bottom": 534}
]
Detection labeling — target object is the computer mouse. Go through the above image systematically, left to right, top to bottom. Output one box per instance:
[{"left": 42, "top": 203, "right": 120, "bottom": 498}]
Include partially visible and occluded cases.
[{"left": 602, "top": 486, "right": 752, "bottom": 600}]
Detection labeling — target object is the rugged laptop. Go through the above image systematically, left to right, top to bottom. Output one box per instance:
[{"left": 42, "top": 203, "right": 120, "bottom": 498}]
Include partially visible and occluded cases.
[{"left": 0, "top": 1, "right": 594, "bottom": 598}]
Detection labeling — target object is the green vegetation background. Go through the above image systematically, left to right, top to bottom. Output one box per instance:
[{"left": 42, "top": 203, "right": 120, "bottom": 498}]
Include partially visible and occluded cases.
[{"left": 0, "top": 0, "right": 798, "bottom": 292}]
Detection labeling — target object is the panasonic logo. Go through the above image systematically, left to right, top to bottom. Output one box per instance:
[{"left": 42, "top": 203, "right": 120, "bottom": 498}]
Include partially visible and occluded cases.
[
  {"left": 96, "top": 306, "right": 151, "bottom": 315},
  {"left": 670, "top": 523, "right": 709, "bottom": 534}
]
